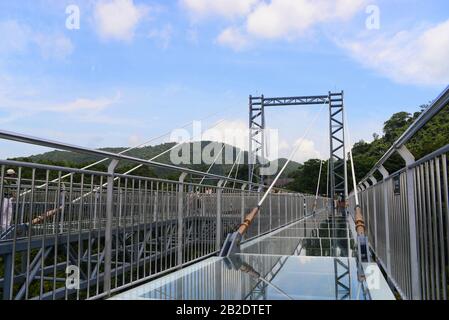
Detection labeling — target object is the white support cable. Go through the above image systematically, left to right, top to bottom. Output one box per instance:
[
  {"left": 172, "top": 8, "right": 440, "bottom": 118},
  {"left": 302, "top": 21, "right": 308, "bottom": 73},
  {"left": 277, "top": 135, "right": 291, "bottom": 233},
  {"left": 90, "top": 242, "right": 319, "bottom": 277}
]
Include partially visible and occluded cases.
[
  {"left": 258, "top": 105, "right": 326, "bottom": 207},
  {"left": 22, "top": 110, "right": 224, "bottom": 197},
  {"left": 344, "top": 111, "right": 359, "bottom": 206},
  {"left": 47, "top": 114, "right": 246, "bottom": 208},
  {"left": 123, "top": 117, "right": 230, "bottom": 175},
  {"left": 198, "top": 143, "right": 225, "bottom": 186},
  {"left": 223, "top": 149, "right": 243, "bottom": 189},
  {"left": 232, "top": 152, "right": 243, "bottom": 190},
  {"left": 315, "top": 160, "right": 323, "bottom": 200},
  {"left": 326, "top": 160, "right": 330, "bottom": 197}
]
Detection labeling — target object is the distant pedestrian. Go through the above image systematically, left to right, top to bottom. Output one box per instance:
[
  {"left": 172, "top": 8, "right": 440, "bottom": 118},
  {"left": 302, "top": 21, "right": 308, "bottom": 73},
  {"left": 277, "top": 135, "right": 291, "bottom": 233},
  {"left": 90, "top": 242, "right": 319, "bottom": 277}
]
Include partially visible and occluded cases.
[
  {"left": 2, "top": 169, "right": 17, "bottom": 233},
  {"left": 337, "top": 193, "right": 346, "bottom": 217}
]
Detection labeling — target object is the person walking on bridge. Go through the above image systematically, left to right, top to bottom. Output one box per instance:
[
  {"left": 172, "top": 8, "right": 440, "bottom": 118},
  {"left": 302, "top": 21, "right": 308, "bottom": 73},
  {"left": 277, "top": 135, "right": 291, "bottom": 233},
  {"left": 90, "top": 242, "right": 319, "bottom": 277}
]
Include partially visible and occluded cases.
[{"left": 1, "top": 169, "right": 17, "bottom": 233}]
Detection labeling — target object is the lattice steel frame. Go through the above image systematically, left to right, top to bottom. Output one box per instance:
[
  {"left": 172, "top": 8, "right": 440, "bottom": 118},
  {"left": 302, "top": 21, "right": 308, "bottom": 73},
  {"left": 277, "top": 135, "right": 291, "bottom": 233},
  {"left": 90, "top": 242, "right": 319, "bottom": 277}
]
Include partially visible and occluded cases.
[
  {"left": 328, "top": 91, "right": 347, "bottom": 214},
  {"left": 248, "top": 93, "right": 347, "bottom": 211}
]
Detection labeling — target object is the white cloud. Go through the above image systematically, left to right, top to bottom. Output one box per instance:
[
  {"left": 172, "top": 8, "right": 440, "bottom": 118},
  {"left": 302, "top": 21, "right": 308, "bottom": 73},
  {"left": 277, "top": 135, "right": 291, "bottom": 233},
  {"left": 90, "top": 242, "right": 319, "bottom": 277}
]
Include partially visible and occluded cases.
[
  {"left": 94, "top": 0, "right": 148, "bottom": 41},
  {"left": 181, "top": 0, "right": 259, "bottom": 19},
  {"left": 187, "top": 0, "right": 366, "bottom": 50},
  {"left": 246, "top": 0, "right": 365, "bottom": 40},
  {"left": 340, "top": 19, "right": 449, "bottom": 86},
  {"left": 0, "top": 20, "right": 74, "bottom": 59},
  {"left": 0, "top": 20, "right": 30, "bottom": 54},
  {"left": 148, "top": 24, "right": 173, "bottom": 49},
  {"left": 216, "top": 27, "right": 250, "bottom": 51},
  {"left": 34, "top": 33, "right": 74, "bottom": 60},
  {"left": 0, "top": 75, "right": 122, "bottom": 123},
  {"left": 51, "top": 92, "right": 122, "bottom": 113},
  {"left": 187, "top": 119, "right": 322, "bottom": 163},
  {"left": 201, "top": 119, "right": 249, "bottom": 152},
  {"left": 128, "top": 134, "right": 144, "bottom": 146},
  {"left": 291, "top": 138, "right": 321, "bottom": 163}
]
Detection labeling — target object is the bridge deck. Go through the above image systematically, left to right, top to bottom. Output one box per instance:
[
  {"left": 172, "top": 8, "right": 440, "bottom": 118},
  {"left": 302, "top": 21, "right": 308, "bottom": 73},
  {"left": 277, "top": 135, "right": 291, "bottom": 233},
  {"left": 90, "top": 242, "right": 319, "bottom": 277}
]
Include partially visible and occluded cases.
[{"left": 111, "top": 211, "right": 394, "bottom": 300}]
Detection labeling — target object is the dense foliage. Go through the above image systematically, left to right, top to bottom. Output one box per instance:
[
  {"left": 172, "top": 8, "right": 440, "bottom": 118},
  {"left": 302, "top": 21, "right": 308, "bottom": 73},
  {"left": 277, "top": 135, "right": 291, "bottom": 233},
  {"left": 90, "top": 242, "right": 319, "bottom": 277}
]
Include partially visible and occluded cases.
[{"left": 288, "top": 103, "right": 449, "bottom": 194}]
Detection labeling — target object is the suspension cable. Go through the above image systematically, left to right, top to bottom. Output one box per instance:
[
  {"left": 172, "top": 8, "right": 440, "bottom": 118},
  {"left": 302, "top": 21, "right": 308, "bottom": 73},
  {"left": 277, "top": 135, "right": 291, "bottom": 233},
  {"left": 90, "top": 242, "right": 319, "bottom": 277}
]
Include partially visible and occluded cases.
[
  {"left": 258, "top": 104, "right": 326, "bottom": 207},
  {"left": 218, "top": 105, "right": 327, "bottom": 256},
  {"left": 21, "top": 111, "right": 224, "bottom": 197},
  {"left": 344, "top": 111, "right": 359, "bottom": 206},
  {"left": 198, "top": 143, "right": 225, "bottom": 186},
  {"left": 223, "top": 149, "right": 243, "bottom": 189}
]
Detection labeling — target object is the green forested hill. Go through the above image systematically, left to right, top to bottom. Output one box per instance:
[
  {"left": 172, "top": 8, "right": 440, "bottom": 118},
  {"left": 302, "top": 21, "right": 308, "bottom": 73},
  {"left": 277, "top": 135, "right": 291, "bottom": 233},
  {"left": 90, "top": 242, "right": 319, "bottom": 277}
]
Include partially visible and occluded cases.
[
  {"left": 13, "top": 100, "right": 445, "bottom": 193},
  {"left": 288, "top": 102, "right": 449, "bottom": 194},
  {"left": 11, "top": 141, "right": 300, "bottom": 182}
]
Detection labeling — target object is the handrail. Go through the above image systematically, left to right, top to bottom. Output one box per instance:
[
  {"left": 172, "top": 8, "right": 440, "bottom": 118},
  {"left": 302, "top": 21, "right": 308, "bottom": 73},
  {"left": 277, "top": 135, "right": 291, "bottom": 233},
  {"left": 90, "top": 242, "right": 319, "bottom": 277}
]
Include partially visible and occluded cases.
[
  {"left": 359, "top": 85, "right": 449, "bottom": 186},
  {"left": 0, "top": 129, "right": 269, "bottom": 190}
]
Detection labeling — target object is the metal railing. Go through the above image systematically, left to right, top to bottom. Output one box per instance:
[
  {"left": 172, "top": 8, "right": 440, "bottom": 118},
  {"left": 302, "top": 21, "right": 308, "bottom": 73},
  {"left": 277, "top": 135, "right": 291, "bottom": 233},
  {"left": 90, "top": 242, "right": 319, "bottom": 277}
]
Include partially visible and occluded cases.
[
  {"left": 348, "top": 85, "right": 449, "bottom": 300},
  {"left": 0, "top": 130, "right": 329, "bottom": 300}
]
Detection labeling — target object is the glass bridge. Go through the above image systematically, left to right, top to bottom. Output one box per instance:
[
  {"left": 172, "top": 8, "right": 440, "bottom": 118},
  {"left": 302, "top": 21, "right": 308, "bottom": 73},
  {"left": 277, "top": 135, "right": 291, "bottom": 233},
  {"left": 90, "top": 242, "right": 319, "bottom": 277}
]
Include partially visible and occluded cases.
[{"left": 111, "top": 212, "right": 394, "bottom": 300}]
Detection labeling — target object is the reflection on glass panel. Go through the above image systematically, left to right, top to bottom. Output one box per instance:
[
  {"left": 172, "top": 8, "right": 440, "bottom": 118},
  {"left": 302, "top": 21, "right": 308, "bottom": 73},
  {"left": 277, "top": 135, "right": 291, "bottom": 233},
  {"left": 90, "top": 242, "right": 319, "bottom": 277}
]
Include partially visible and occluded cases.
[
  {"left": 273, "top": 228, "right": 349, "bottom": 238},
  {"left": 241, "top": 237, "right": 353, "bottom": 257},
  {"left": 111, "top": 255, "right": 368, "bottom": 300}
]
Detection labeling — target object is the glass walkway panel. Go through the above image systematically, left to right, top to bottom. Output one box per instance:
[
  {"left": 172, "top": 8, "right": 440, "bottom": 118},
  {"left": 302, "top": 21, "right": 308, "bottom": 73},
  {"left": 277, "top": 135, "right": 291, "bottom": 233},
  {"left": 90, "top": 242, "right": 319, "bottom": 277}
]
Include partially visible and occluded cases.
[{"left": 111, "top": 212, "right": 387, "bottom": 300}]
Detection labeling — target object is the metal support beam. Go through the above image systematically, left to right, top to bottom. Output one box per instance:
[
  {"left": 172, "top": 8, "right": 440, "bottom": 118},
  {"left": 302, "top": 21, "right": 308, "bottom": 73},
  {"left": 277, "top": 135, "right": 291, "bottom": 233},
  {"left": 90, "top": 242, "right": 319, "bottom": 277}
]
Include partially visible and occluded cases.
[
  {"left": 328, "top": 91, "right": 347, "bottom": 215},
  {"left": 249, "top": 95, "right": 265, "bottom": 187},
  {"left": 397, "top": 146, "right": 421, "bottom": 300},
  {"left": 104, "top": 159, "right": 119, "bottom": 296},
  {"left": 378, "top": 165, "right": 391, "bottom": 272},
  {"left": 378, "top": 166, "right": 389, "bottom": 179},
  {"left": 177, "top": 172, "right": 188, "bottom": 266},
  {"left": 216, "top": 180, "right": 224, "bottom": 251},
  {"left": 241, "top": 184, "right": 247, "bottom": 224}
]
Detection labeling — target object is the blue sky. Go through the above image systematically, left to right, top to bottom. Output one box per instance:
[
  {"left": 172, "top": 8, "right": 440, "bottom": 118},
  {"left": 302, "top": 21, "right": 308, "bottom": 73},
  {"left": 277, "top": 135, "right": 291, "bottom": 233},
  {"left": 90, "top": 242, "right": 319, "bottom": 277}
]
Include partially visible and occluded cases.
[{"left": 0, "top": 0, "right": 448, "bottom": 162}]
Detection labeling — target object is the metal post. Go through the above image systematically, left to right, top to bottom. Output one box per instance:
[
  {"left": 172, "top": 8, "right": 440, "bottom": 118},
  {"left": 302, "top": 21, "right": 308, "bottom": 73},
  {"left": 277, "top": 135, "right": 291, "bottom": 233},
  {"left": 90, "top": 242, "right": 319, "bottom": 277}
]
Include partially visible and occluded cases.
[
  {"left": 328, "top": 91, "right": 346, "bottom": 215},
  {"left": 248, "top": 95, "right": 265, "bottom": 188},
  {"left": 398, "top": 145, "right": 421, "bottom": 300},
  {"left": 104, "top": 159, "right": 119, "bottom": 296},
  {"left": 379, "top": 165, "right": 391, "bottom": 273},
  {"left": 177, "top": 173, "right": 188, "bottom": 266},
  {"left": 370, "top": 176, "right": 378, "bottom": 251},
  {"left": 216, "top": 180, "right": 224, "bottom": 251},
  {"left": 241, "top": 184, "right": 247, "bottom": 223},
  {"left": 2, "top": 253, "right": 13, "bottom": 300}
]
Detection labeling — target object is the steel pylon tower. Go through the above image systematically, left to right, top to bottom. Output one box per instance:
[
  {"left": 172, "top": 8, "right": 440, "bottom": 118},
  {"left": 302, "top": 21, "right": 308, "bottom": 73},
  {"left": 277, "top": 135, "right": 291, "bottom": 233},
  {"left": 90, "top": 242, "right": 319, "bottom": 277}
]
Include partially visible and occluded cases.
[
  {"left": 328, "top": 91, "right": 347, "bottom": 214},
  {"left": 248, "top": 92, "right": 347, "bottom": 208},
  {"left": 248, "top": 95, "right": 266, "bottom": 188}
]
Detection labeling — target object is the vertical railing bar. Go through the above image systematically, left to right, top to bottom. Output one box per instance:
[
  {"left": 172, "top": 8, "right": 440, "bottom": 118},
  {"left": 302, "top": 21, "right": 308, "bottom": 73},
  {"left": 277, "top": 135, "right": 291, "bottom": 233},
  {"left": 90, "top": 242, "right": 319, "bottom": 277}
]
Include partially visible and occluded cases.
[
  {"left": 442, "top": 154, "right": 449, "bottom": 300},
  {"left": 435, "top": 157, "right": 447, "bottom": 300},
  {"left": 430, "top": 160, "right": 440, "bottom": 299},
  {"left": 425, "top": 162, "right": 435, "bottom": 300},
  {"left": 420, "top": 164, "right": 430, "bottom": 299},
  {"left": 415, "top": 166, "right": 426, "bottom": 299},
  {"left": 24, "top": 168, "right": 35, "bottom": 300},
  {"left": 39, "top": 170, "right": 50, "bottom": 300},
  {"left": 51, "top": 171, "right": 62, "bottom": 300},
  {"left": 64, "top": 173, "right": 73, "bottom": 300},
  {"left": 74, "top": 173, "right": 83, "bottom": 300},
  {"left": 86, "top": 174, "right": 94, "bottom": 299},
  {"left": 96, "top": 175, "right": 104, "bottom": 296},
  {"left": 114, "top": 177, "right": 121, "bottom": 290},
  {"left": 121, "top": 178, "right": 128, "bottom": 288},
  {"left": 142, "top": 179, "right": 148, "bottom": 279}
]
